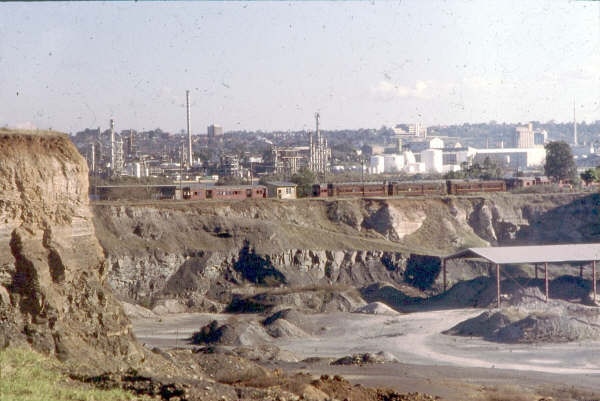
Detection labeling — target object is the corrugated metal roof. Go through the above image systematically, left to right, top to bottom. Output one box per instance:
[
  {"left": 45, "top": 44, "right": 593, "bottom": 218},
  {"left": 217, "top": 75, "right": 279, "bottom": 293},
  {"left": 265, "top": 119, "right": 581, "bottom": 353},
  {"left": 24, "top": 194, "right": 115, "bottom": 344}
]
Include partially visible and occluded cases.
[
  {"left": 265, "top": 181, "right": 297, "bottom": 187},
  {"left": 445, "top": 244, "right": 600, "bottom": 264}
]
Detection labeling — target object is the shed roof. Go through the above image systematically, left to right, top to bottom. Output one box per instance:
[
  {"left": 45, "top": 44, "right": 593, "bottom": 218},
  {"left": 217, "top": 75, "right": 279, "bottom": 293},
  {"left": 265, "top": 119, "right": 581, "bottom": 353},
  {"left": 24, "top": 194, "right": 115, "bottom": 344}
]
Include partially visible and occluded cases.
[
  {"left": 265, "top": 181, "right": 297, "bottom": 187},
  {"left": 445, "top": 243, "right": 600, "bottom": 265}
]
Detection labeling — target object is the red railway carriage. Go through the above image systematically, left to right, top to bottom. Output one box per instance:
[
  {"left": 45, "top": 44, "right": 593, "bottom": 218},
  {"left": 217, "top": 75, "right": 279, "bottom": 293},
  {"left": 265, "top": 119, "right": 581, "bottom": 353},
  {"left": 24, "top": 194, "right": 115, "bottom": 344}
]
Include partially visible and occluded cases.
[
  {"left": 446, "top": 179, "right": 506, "bottom": 195},
  {"left": 389, "top": 181, "right": 446, "bottom": 196},
  {"left": 326, "top": 182, "right": 387, "bottom": 197},
  {"left": 183, "top": 184, "right": 266, "bottom": 200},
  {"left": 311, "top": 184, "right": 329, "bottom": 198}
]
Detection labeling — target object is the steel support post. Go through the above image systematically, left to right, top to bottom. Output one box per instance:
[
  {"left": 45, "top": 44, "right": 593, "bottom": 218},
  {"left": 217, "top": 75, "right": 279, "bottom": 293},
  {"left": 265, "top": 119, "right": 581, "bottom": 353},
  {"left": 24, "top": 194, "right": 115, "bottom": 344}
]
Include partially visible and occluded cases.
[
  {"left": 443, "top": 259, "right": 447, "bottom": 292},
  {"left": 594, "top": 260, "right": 597, "bottom": 303},
  {"left": 544, "top": 262, "right": 549, "bottom": 302},
  {"left": 496, "top": 263, "right": 501, "bottom": 309}
]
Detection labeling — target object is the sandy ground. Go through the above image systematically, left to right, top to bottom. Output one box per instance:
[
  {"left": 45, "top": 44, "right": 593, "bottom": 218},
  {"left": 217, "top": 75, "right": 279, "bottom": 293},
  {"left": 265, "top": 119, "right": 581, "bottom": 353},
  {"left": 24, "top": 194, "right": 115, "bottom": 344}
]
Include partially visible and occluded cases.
[{"left": 132, "top": 309, "right": 600, "bottom": 400}]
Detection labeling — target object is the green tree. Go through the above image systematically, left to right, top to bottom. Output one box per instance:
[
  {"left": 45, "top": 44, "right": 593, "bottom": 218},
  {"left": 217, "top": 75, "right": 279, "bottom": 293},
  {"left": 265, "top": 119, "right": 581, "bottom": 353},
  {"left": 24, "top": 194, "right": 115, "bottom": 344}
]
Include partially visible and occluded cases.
[
  {"left": 544, "top": 141, "right": 577, "bottom": 182},
  {"left": 290, "top": 168, "right": 316, "bottom": 198},
  {"left": 580, "top": 168, "right": 599, "bottom": 186}
]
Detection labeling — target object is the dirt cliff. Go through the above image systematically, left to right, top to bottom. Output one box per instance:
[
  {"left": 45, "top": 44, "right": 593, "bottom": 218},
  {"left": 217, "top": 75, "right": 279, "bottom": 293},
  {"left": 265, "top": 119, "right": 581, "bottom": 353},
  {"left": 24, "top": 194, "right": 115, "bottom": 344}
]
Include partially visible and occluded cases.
[
  {"left": 0, "top": 130, "right": 144, "bottom": 372},
  {"left": 92, "top": 191, "right": 600, "bottom": 311}
]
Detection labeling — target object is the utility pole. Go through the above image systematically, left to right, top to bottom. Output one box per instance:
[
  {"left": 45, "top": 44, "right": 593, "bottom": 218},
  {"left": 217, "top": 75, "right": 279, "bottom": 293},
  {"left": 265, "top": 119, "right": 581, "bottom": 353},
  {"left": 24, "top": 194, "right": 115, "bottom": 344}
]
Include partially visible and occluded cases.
[
  {"left": 186, "top": 90, "right": 192, "bottom": 169},
  {"left": 362, "top": 158, "right": 365, "bottom": 197}
]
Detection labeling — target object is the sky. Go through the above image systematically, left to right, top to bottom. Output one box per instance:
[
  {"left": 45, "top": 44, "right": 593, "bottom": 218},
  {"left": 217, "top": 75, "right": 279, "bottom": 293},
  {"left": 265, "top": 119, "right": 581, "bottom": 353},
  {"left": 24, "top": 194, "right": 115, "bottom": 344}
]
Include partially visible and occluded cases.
[{"left": 1, "top": 1, "right": 599, "bottom": 134}]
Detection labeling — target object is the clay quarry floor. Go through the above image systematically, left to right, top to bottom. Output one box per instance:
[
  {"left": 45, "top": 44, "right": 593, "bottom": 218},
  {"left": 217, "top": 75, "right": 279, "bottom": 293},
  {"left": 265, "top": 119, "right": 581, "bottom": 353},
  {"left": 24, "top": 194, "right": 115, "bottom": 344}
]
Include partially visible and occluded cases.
[{"left": 132, "top": 309, "right": 600, "bottom": 400}]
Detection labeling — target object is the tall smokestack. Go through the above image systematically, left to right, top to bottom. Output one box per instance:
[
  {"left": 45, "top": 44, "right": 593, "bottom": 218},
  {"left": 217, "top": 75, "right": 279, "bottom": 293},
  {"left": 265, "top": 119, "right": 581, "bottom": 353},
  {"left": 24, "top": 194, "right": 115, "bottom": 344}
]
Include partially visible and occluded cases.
[
  {"left": 186, "top": 90, "right": 192, "bottom": 168},
  {"left": 573, "top": 100, "right": 578, "bottom": 146},
  {"left": 110, "top": 119, "right": 115, "bottom": 175},
  {"left": 91, "top": 143, "right": 95, "bottom": 173}
]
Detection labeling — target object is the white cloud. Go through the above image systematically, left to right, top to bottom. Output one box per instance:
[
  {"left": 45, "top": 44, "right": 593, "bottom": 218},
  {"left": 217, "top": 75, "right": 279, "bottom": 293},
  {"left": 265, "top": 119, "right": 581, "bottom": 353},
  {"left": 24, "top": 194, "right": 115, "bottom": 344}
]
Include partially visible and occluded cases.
[{"left": 371, "top": 80, "right": 449, "bottom": 100}]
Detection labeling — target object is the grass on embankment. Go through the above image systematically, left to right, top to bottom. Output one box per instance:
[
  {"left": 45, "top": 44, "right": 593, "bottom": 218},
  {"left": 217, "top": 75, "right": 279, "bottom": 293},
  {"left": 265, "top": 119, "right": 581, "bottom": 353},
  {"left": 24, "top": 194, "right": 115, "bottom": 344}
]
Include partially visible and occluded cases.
[{"left": 0, "top": 347, "right": 147, "bottom": 401}]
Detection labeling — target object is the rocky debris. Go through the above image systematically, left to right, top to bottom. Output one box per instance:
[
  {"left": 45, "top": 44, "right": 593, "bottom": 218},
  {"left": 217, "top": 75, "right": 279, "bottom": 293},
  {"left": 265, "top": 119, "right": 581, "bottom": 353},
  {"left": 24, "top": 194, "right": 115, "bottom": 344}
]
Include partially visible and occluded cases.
[
  {"left": 326, "top": 199, "right": 364, "bottom": 230},
  {"left": 362, "top": 200, "right": 428, "bottom": 241},
  {"left": 364, "top": 274, "right": 599, "bottom": 313},
  {"left": 359, "top": 282, "right": 429, "bottom": 312},
  {"left": 227, "top": 286, "right": 366, "bottom": 314},
  {"left": 444, "top": 287, "right": 600, "bottom": 343},
  {"left": 152, "top": 299, "right": 191, "bottom": 315},
  {"left": 121, "top": 301, "right": 158, "bottom": 319},
  {"left": 354, "top": 301, "right": 400, "bottom": 315},
  {"left": 262, "top": 308, "right": 313, "bottom": 337},
  {"left": 443, "top": 310, "right": 517, "bottom": 338},
  {"left": 262, "top": 316, "right": 309, "bottom": 338},
  {"left": 190, "top": 319, "right": 271, "bottom": 346},
  {"left": 193, "top": 343, "right": 298, "bottom": 363},
  {"left": 232, "top": 344, "right": 298, "bottom": 362},
  {"left": 181, "top": 347, "right": 438, "bottom": 401},
  {"left": 192, "top": 350, "right": 273, "bottom": 385},
  {"left": 331, "top": 351, "right": 398, "bottom": 366},
  {"left": 74, "top": 369, "right": 191, "bottom": 400},
  {"left": 312, "top": 374, "right": 440, "bottom": 401}
]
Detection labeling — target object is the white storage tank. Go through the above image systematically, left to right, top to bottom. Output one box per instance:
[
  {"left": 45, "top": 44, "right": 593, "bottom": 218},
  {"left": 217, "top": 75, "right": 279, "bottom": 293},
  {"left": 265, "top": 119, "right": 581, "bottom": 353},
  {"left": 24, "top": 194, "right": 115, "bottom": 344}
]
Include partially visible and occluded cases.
[
  {"left": 421, "top": 149, "right": 444, "bottom": 173},
  {"left": 370, "top": 155, "right": 385, "bottom": 174}
]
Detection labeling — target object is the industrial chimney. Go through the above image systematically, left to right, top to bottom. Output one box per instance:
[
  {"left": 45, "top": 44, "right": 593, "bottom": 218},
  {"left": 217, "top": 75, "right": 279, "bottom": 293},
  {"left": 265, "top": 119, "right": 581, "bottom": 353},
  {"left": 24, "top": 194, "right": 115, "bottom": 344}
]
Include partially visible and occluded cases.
[
  {"left": 186, "top": 90, "right": 192, "bottom": 168},
  {"left": 110, "top": 118, "right": 115, "bottom": 175}
]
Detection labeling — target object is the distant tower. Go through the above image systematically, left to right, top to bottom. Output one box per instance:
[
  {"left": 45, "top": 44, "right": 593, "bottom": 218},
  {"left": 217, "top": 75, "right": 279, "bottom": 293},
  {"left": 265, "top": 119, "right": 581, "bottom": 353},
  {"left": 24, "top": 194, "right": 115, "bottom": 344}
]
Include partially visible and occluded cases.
[
  {"left": 186, "top": 90, "right": 192, "bottom": 168},
  {"left": 573, "top": 100, "right": 578, "bottom": 146},
  {"left": 308, "top": 112, "right": 330, "bottom": 176},
  {"left": 109, "top": 119, "right": 124, "bottom": 177},
  {"left": 110, "top": 119, "right": 115, "bottom": 175},
  {"left": 128, "top": 129, "right": 134, "bottom": 157},
  {"left": 90, "top": 143, "right": 95, "bottom": 173}
]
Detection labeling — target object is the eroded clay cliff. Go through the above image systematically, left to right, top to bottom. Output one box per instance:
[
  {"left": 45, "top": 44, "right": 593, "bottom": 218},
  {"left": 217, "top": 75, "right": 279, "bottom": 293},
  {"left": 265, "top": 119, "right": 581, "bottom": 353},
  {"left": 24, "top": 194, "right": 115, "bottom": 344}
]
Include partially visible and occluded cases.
[{"left": 0, "top": 130, "right": 144, "bottom": 372}]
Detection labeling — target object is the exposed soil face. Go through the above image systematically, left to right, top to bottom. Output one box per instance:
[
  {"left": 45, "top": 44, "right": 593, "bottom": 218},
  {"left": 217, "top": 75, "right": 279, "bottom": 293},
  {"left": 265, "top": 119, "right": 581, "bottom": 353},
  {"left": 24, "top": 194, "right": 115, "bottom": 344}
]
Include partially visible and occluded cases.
[{"left": 0, "top": 130, "right": 145, "bottom": 373}]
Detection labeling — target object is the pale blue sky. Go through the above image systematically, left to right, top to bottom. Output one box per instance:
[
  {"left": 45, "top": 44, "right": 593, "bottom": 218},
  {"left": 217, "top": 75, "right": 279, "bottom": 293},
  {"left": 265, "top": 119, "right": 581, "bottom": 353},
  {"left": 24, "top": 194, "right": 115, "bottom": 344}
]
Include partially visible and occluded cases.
[{"left": 1, "top": 1, "right": 599, "bottom": 133}]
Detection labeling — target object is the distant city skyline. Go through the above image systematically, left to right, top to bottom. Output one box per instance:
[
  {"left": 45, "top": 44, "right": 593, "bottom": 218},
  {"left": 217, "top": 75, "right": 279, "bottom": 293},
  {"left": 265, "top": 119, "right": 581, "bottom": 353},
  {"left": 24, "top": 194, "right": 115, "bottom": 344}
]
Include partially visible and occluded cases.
[{"left": 1, "top": 1, "right": 599, "bottom": 134}]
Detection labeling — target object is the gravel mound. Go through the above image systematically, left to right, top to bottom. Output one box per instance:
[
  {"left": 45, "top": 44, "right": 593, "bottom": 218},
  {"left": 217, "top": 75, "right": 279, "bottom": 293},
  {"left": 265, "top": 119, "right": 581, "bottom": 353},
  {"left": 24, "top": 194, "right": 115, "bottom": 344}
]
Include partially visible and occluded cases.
[
  {"left": 444, "top": 287, "right": 600, "bottom": 343},
  {"left": 228, "top": 288, "right": 365, "bottom": 314},
  {"left": 121, "top": 302, "right": 158, "bottom": 319},
  {"left": 353, "top": 302, "right": 399, "bottom": 315},
  {"left": 262, "top": 308, "right": 317, "bottom": 334},
  {"left": 443, "top": 310, "right": 516, "bottom": 338},
  {"left": 263, "top": 318, "right": 309, "bottom": 338},
  {"left": 190, "top": 319, "right": 271, "bottom": 346},
  {"left": 231, "top": 345, "right": 299, "bottom": 362},
  {"left": 331, "top": 351, "right": 397, "bottom": 366}
]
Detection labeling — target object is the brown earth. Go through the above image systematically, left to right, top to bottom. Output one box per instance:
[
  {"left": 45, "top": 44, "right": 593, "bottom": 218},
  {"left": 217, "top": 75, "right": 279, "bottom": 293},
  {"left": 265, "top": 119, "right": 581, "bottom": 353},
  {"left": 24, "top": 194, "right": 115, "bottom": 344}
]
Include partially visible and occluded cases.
[
  {"left": 5, "top": 129, "right": 600, "bottom": 401},
  {"left": 0, "top": 130, "right": 439, "bottom": 401}
]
